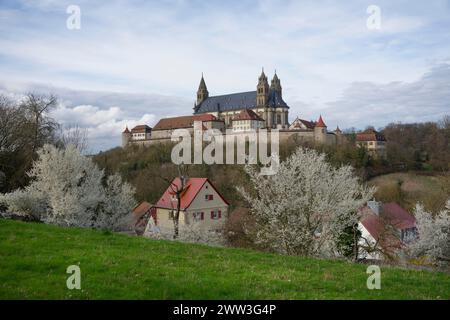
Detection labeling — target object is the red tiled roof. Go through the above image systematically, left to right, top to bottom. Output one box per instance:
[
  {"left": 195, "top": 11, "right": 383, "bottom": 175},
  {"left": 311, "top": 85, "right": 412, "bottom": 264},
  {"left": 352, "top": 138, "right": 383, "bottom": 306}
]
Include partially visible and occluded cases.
[
  {"left": 232, "top": 109, "right": 264, "bottom": 121},
  {"left": 153, "top": 114, "right": 217, "bottom": 131},
  {"left": 315, "top": 115, "right": 326, "bottom": 128},
  {"left": 291, "top": 118, "right": 315, "bottom": 129},
  {"left": 131, "top": 125, "right": 152, "bottom": 133},
  {"left": 123, "top": 126, "right": 130, "bottom": 133},
  {"left": 356, "top": 128, "right": 386, "bottom": 142},
  {"left": 156, "top": 177, "right": 229, "bottom": 210},
  {"left": 132, "top": 201, "right": 154, "bottom": 235},
  {"left": 133, "top": 201, "right": 152, "bottom": 217},
  {"left": 359, "top": 202, "right": 416, "bottom": 249},
  {"left": 382, "top": 202, "right": 416, "bottom": 229}
]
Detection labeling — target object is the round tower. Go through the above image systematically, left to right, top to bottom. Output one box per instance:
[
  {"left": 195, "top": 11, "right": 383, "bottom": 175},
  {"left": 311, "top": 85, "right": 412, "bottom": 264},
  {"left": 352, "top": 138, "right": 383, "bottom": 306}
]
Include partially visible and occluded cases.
[
  {"left": 314, "top": 115, "right": 327, "bottom": 144},
  {"left": 122, "top": 126, "right": 132, "bottom": 148}
]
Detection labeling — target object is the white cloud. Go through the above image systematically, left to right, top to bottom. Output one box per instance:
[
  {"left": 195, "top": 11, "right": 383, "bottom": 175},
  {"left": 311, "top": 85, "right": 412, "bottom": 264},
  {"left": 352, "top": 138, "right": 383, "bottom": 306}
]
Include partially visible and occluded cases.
[
  {"left": 1, "top": 1, "right": 449, "bottom": 150},
  {"left": 322, "top": 62, "right": 450, "bottom": 130}
]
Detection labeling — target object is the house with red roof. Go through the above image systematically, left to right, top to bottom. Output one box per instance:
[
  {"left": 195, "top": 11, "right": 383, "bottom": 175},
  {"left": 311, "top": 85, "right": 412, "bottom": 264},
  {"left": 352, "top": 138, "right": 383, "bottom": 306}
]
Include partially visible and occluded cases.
[
  {"left": 231, "top": 109, "right": 265, "bottom": 132},
  {"left": 356, "top": 128, "right": 387, "bottom": 159},
  {"left": 150, "top": 177, "right": 229, "bottom": 235},
  {"left": 132, "top": 201, "right": 156, "bottom": 235},
  {"left": 358, "top": 201, "right": 417, "bottom": 260}
]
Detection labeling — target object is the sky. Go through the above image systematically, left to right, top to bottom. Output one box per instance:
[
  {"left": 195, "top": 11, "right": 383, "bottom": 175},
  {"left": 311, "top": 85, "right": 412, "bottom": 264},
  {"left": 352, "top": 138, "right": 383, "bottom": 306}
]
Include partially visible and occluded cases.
[{"left": 0, "top": 0, "right": 449, "bottom": 153}]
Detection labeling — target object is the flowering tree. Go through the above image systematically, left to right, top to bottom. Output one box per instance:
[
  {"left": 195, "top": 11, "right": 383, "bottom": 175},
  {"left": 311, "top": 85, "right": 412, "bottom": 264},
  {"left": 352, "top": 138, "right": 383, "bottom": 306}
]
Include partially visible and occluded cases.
[
  {"left": 0, "top": 144, "right": 136, "bottom": 230},
  {"left": 237, "top": 147, "right": 374, "bottom": 257},
  {"left": 408, "top": 200, "right": 450, "bottom": 266},
  {"left": 144, "top": 219, "right": 225, "bottom": 246}
]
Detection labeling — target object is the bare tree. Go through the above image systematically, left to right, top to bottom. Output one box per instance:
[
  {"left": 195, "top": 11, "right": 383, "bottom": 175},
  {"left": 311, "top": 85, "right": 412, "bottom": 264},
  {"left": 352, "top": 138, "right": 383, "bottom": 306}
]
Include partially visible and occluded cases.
[
  {"left": 0, "top": 93, "right": 60, "bottom": 192},
  {"left": 20, "top": 93, "right": 59, "bottom": 154},
  {"left": 0, "top": 95, "right": 27, "bottom": 153},
  {"left": 59, "top": 124, "right": 89, "bottom": 154},
  {"left": 156, "top": 164, "right": 189, "bottom": 239},
  {"left": 358, "top": 217, "right": 402, "bottom": 261}
]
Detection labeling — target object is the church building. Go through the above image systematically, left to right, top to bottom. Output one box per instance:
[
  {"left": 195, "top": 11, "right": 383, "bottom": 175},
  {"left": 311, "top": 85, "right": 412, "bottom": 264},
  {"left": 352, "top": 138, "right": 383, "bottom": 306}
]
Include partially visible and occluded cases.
[
  {"left": 121, "top": 69, "right": 352, "bottom": 149},
  {"left": 193, "top": 69, "right": 290, "bottom": 129}
]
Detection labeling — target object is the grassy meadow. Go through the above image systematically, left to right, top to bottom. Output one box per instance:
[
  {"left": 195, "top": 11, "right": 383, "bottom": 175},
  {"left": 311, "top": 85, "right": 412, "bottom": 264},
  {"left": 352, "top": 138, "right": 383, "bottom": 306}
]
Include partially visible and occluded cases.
[{"left": 0, "top": 219, "right": 448, "bottom": 300}]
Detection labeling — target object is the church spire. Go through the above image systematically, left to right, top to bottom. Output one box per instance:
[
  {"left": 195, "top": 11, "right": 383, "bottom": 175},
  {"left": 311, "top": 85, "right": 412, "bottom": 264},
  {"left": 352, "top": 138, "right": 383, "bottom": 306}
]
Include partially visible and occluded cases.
[
  {"left": 259, "top": 67, "right": 267, "bottom": 80},
  {"left": 257, "top": 68, "right": 269, "bottom": 107},
  {"left": 270, "top": 70, "right": 282, "bottom": 96},
  {"left": 196, "top": 73, "right": 209, "bottom": 105}
]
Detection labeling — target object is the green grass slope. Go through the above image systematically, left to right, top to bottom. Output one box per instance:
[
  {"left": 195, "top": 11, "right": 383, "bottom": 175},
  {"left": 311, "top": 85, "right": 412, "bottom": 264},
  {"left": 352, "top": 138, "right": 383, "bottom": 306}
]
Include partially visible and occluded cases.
[{"left": 0, "top": 219, "right": 448, "bottom": 300}]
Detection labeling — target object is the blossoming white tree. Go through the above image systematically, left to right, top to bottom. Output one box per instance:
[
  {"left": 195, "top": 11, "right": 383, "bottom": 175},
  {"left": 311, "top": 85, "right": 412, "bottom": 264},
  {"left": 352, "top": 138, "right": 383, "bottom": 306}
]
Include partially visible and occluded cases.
[
  {"left": 0, "top": 144, "right": 136, "bottom": 230},
  {"left": 237, "top": 147, "right": 374, "bottom": 257},
  {"left": 408, "top": 200, "right": 450, "bottom": 266},
  {"left": 144, "top": 218, "right": 225, "bottom": 246}
]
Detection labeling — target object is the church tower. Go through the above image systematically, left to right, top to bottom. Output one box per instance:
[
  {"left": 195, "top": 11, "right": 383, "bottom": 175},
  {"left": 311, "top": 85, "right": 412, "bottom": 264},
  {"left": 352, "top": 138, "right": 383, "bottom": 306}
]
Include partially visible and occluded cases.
[
  {"left": 256, "top": 68, "right": 269, "bottom": 107},
  {"left": 270, "top": 71, "right": 282, "bottom": 96},
  {"left": 196, "top": 73, "right": 209, "bottom": 105}
]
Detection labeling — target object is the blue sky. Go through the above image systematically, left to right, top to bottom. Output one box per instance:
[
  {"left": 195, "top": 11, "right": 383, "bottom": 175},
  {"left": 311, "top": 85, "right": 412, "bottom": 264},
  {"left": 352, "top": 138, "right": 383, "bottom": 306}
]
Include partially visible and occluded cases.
[{"left": 1, "top": 0, "right": 449, "bottom": 152}]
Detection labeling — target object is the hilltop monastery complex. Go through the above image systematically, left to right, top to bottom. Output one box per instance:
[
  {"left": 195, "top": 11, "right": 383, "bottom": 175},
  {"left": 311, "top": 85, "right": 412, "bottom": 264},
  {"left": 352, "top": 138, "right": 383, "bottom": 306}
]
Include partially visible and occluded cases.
[{"left": 122, "top": 70, "right": 386, "bottom": 157}]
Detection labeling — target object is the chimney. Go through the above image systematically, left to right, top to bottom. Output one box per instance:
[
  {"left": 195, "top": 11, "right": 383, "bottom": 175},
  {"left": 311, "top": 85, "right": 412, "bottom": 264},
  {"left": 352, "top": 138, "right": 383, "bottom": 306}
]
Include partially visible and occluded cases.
[{"left": 367, "top": 200, "right": 382, "bottom": 215}]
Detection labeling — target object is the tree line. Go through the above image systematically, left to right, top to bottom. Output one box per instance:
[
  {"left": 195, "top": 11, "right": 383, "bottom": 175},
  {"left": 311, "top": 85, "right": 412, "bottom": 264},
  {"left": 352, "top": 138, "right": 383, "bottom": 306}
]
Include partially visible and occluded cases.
[{"left": 0, "top": 93, "right": 88, "bottom": 193}]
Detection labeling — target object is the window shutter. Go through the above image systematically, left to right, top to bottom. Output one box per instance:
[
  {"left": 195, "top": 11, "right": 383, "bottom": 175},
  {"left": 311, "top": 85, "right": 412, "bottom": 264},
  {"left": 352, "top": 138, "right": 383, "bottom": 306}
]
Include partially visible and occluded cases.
[
  {"left": 210, "top": 194, "right": 213, "bottom": 200},
  {"left": 218, "top": 210, "right": 221, "bottom": 219},
  {"left": 211, "top": 211, "right": 214, "bottom": 219},
  {"left": 201, "top": 212, "right": 204, "bottom": 220}
]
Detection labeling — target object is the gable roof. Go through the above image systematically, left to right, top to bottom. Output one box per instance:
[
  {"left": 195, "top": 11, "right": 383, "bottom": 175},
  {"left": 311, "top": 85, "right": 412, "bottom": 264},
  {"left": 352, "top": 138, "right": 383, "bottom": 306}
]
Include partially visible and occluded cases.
[
  {"left": 194, "top": 89, "right": 289, "bottom": 114},
  {"left": 232, "top": 109, "right": 264, "bottom": 121},
  {"left": 153, "top": 114, "right": 217, "bottom": 131},
  {"left": 290, "top": 117, "right": 316, "bottom": 130},
  {"left": 131, "top": 125, "right": 152, "bottom": 133},
  {"left": 356, "top": 128, "right": 386, "bottom": 142},
  {"left": 156, "top": 177, "right": 229, "bottom": 210},
  {"left": 132, "top": 201, "right": 153, "bottom": 226},
  {"left": 133, "top": 201, "right": 152, "bottom": 216},
  {"left": 360, "top": 202, "right": 416, "bottom": 249},
  {"left": 382, "top": 202, "right": 416, "bottom": 229}
]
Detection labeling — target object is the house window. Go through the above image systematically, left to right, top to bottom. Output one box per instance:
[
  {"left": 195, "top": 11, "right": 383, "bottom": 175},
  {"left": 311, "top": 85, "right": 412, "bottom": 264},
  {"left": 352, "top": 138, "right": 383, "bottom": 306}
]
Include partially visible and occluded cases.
[
  {"left": 205, "top": 194, "right": 213, "bottom": 201},
  {"left": 210, "top": 210, "right": 221, "bottom": 220},
  {"left": 169, "top": 211, "right": 174, "bottom": 220},
  {"left": 193, "top": 212, "right": 204, "bottom": 222},
  {"left": 401, "top": 227, "right": 417, "bottom": 244}
]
